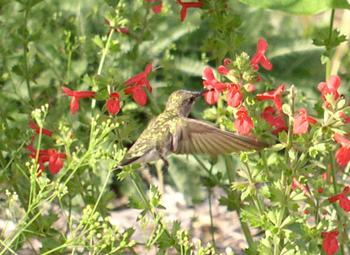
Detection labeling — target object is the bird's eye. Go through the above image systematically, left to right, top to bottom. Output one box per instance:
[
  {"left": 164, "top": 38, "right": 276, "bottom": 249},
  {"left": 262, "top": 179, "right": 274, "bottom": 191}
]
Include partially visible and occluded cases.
[{"left": 189, "top": 97, "right": 195, "bottom": 103}]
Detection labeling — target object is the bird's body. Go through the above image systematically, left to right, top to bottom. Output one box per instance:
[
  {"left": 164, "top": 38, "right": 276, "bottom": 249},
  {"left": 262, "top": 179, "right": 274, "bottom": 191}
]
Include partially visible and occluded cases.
[{"left": 118, "top": 90, "right": 265, "bottom": 168}]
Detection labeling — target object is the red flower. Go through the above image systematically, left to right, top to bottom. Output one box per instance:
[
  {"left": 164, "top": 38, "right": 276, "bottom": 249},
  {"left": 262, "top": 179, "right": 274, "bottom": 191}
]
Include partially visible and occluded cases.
[
  {"left": 145, "top": 0, "right": 163, "bottom": 14},
  {"left": 176, "top": 0, "right": 203, "bottom": 22},
  {"left": 115, "top": 27, "right": 129, "bottom": 34},
  {"left": 251, "top": 38, "right": 272, "bottom": 71},
  {"left": 218, "top": 58, "right": 231, "bottom": 75},
  {"left": 223, "top": 58, "right": 231, "bottom": 66},
  {"left": 124, "top": 63, "right": 153, "bottom": 106},
  {"left": 218, "top": 65, "right": 229, "bottom": 75},
  {"left": 202, "top": 67, "right": 227, "bottom": 105},
  {"left": 318, "top": 75, "right": 341, "bottom": 107},
  {"left": 245, "top": 83, "right": 256, "bottom": 93},
  {"left": 226, "top": 84, "right": 243, "bottom": 108},
  {"left": 256, "top": 84, "right": 285, "bottom": 111},
  {"left": 62, "top": 87, "right": 96, "bottom": 114},
  {"left": 106, "top": 92, "right": 121, "bottom": 115},
  {"left": 261, "top": 106, "right": 287, "bottom": 134},
  {"left": 234, "top": 107, "right": 254, "bottom": 135},
  {"left": 293, "top": 108, "right": 317, "bottom": 135},
  {"left": 338, "top": 111, "right": 350, "bottom": 124},
  {"left": 29, "top": 122, "right": 52, "bottom": 137},
  {"left": 334, "top": 133, "right": 350, "bottom": 167},
  {"left": 27, "top": 146, "right": 66, "bottom": 175},
  {"left": 46, "top": 149, "right": 66, "bottom": 175},
  {"left": 329, "top": 186, "right": 350, "bottom": 212},
  {"left": 322, "top": 231, "right": 339, "bottom": 255}
]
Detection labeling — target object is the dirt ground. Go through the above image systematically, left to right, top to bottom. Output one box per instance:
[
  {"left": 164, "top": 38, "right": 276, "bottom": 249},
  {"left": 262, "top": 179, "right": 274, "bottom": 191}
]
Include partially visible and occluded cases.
[{"left": 110, "top": 185, "right": 251, "bottom": 255}]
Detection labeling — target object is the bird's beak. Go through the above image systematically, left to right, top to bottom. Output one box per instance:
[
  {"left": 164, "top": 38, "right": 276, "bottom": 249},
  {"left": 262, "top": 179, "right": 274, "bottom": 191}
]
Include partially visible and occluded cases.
[
  {"left": 192, "top": 89, "right": 212, "bottom": 98},
  {"left": 200, "top": 89, "right": 212, "bottom": 96}
]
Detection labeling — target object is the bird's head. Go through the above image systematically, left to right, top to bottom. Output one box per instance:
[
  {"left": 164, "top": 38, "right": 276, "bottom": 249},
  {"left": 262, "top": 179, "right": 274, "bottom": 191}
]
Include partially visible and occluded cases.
[{"left": 164, "top": 90, "right": 204, "bottom": 116}]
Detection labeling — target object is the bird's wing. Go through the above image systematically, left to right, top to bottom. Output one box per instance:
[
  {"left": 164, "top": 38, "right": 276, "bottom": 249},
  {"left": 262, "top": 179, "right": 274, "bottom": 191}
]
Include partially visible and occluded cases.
[{"left": 173, "top": 118, "right": 266, "bottom": 155}]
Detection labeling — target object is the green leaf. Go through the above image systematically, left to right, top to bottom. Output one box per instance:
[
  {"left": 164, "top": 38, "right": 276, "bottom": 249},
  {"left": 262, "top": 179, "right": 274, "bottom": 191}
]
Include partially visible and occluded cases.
[
  {"left": 238, "top": 0, "right": 350, "bottom": 15},
  {"left": 312, "top": 28, "right": 347, "bottom": 50},
  {"left": 241, "top": 205, "right": 266, "bottom": 228}
]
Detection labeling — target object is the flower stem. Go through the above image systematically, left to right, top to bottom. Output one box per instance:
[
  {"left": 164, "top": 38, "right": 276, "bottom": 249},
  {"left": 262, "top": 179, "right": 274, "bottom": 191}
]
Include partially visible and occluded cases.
[
  {"left": 23, "top": 7, "right": 33, "bottom": 105},
  {"left": 326, "top": 9, "right": 335, "bottom": 80},
  {"left": 97, "top": 28, "right": 114, "bottom": 76},
  {"left": 224, "top": 156, "right": 257, "bottom": 253},
  {"left": 208, "top": 188, "right": 216, "bottom": 249}
]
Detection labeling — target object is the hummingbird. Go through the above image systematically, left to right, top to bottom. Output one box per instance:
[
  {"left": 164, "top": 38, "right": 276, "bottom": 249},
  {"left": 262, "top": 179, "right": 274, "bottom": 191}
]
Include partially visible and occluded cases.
[{"left": 116, "top": 90, "right": 265, "bottom": 169}]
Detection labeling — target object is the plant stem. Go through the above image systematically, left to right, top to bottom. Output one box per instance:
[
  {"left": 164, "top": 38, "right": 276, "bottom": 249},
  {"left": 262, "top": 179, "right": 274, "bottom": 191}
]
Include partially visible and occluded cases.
[
  {"left": 23, "top": 7, "right": 33, "bottom": 105},
  {"left": 326, "top": 9, "right": 335, "bottom": 80},
  {"left": 92, "top": 28, "right": 115, "bottom": 109},
  {"left": 97, "top": 28, "right": 114, "bottom": 76},
  {"left": 224, "top": 156, "right": 257, "bottom": 253},
  {"left": 129, "top": 173, "right": 174, "bottom": 238},
  {"left": 208, "top": 188, "right": 216, "bottom": 249}
]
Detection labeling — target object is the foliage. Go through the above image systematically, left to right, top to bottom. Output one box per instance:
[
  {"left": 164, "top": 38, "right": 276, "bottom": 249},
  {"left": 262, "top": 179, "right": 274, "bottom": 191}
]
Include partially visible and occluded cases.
[{"left": 0, "top": 0, "right": 350, "bottom": 254}]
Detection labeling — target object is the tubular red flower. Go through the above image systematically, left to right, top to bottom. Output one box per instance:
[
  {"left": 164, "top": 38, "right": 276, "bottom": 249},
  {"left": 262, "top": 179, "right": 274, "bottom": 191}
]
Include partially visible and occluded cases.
[
  {"left": 145, "top": 0, "right": 163, "bottom": 14},
  {"left": 176, "top": 0, "right": 203, "bottom": 22},
  {"left": 251, "top": 38, "right": 272, "bottom": 71},
  {"left": 125, "top": 63, "right": 153, "bottom": 106},
  {"left": 218, "top": 65, "right": 229, "bottom": 75},
  {"left": 202, "top": 67, "right": 227, "bottom": 105},
  {"left": 318, "top": 75, "right": 341, "bottom": 107},
  {"left": 226, "top": 84, "right": 243, "bottom": 108},
  {"left": 245, "top": 84, "right": 256, "bottom": 93},
  {"left": 256, "top": 84, "right": 285, "bottom": 111},
  {"left": 62, "top": 87, "right": 96, "bottom": 114},
  {"left": 106, "top": 92, "right": 121, "bottom": 115},
  {"left": 261, "top": 106, "right": 287, "bottom": 135},
  {"left": 235, "top": 107, "right": 254, "bottom": 135},
  {"left": 293, "top": 108, "right": 317, "bottom": 135},
  {"left": 338, "top": 111, "right": 350, "bottom": 124},
  {"left": 29, "top": 122, "right": 53, "bottom": 137},
  {"left": 334, "top": 133, "right": 350, "bottom": 167},
  {"left": 27, "top": 146, "right": 66, "bottom": 175},
  {"left": 329, "top": 186, "right": 350, "bottom": 212},
  {"left": 322, "top": 231, "right": 339, "bottom": 255}
]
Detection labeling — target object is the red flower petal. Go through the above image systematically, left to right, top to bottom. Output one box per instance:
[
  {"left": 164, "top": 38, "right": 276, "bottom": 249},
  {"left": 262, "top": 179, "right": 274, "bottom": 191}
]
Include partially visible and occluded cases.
[
  {"left": 177, "top": 0, "right": 203, "bottom": 22},
  {"left": 251, "top": 38, "right": 272, "bottom": 71},
  {"left": 124, "top": 63, "right": 153, "bottom": 106},
  {"left": 218, "top": 65, "right": 229, "bottom": 75},
  {"left": 202, "top": 67, "right": 216, "bottom": 82},
  {"left": 318, "top": 75, "right": 341, "bottom": 107},
  {"left": 226, "top": 84, "right": 243, "bottom": 108},
  {"left": 257, "top": 84, "right": 285, "bottom": 111},
  {"left": 62, "top": 86, "right": 74, "bottom": 96},
  {"left": 132, "top": 86, "right": 148, "bottom": 106},
  {"left": 203, "top": 90, "right": 220, "bottom": 105},
  {"left": 106, "top": 92, "right": 121, "bottom": 115},
  {"left": 70, "top": 96, "right": 80, "bottom": 114},
  {"left": 261, "top": 106, "right": 287, "bottom": 134},
  {"left": 235, "top": 107, "right": 253, "bottom": 135},
  {"left": 293, "top": 108, "right": 317, "bottom": 135},
  {"left": 29, "top": 122, "right": 53, "bottom": 137},
  {"left": 334, "top": 133, "right": 350, "bottom": 148},
  {"left": 336, "top": 147, "right": 350, "bottom": 167},
  {"left": 48, "top": 149, "right": 66, "bottom": 175},
  {"left": 322, "top": 231, "right": 339, "bottom": 255}
]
